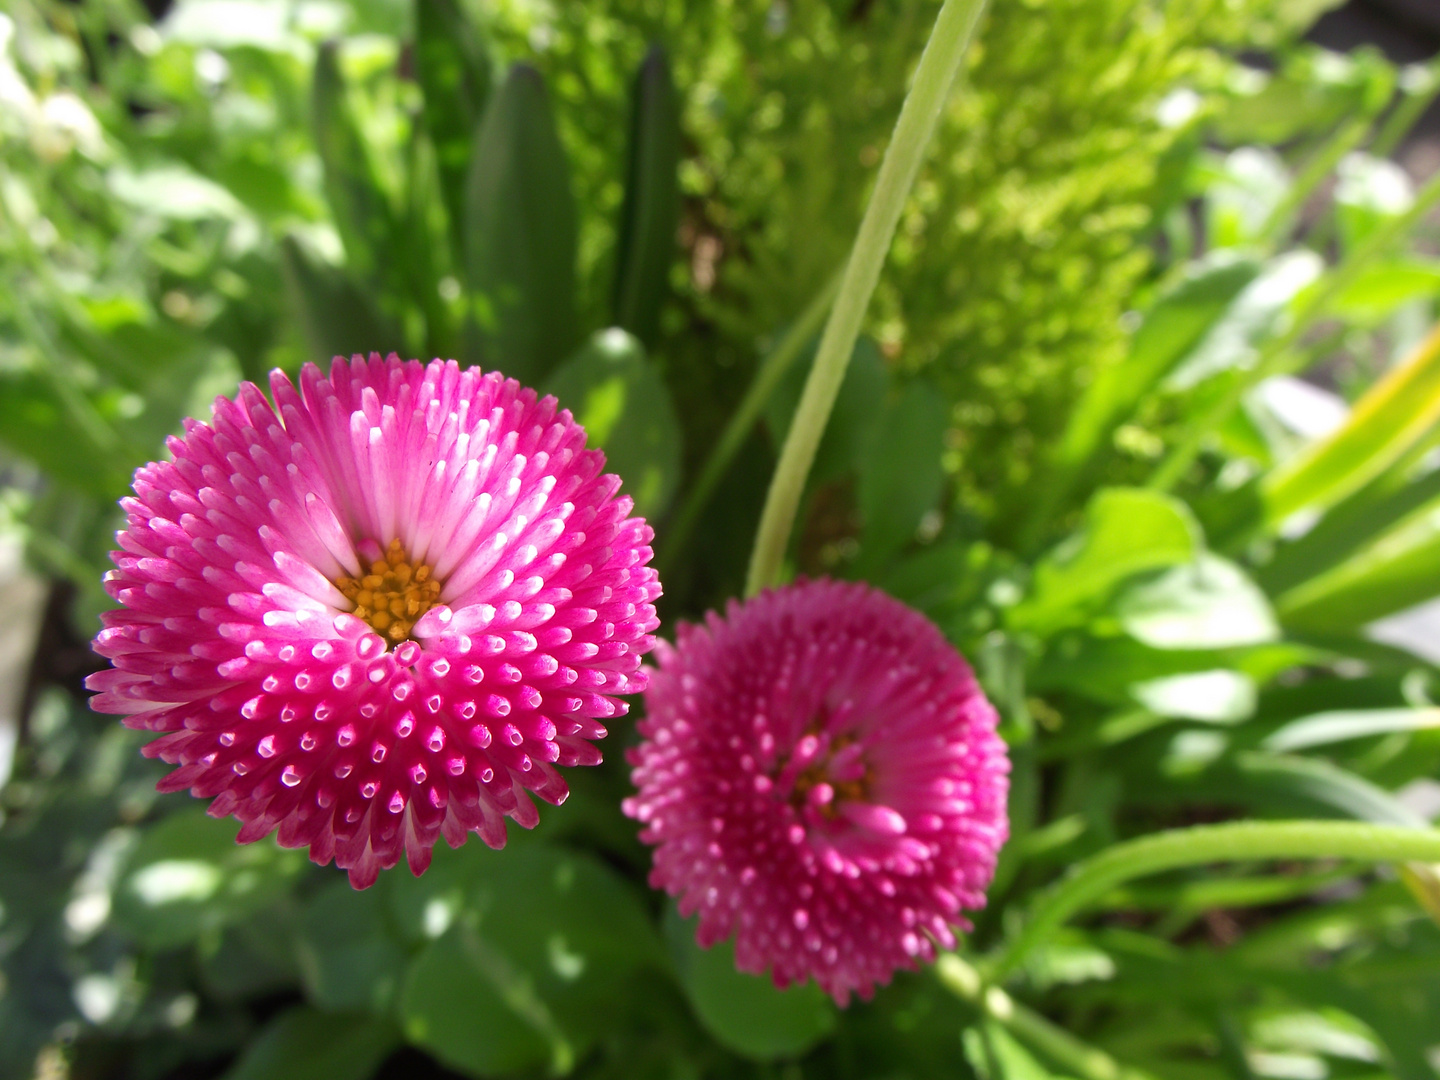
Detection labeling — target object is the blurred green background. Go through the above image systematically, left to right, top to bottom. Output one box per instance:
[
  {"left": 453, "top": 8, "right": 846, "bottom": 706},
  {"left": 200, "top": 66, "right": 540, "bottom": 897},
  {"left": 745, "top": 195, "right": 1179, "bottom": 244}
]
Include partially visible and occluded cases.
[{"left": 5, "top": 0, "right": 1440, "bottom": 1078}]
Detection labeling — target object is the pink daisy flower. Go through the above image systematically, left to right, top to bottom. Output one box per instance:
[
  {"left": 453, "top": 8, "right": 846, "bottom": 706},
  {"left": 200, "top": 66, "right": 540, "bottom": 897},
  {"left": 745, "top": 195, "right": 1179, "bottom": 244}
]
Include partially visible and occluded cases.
[
  {"left": 87, "top": 354, "right": 661, "bottom": 888},
  {"left": 624, "top": 579, "right": 1008, "bottom": 1004}
]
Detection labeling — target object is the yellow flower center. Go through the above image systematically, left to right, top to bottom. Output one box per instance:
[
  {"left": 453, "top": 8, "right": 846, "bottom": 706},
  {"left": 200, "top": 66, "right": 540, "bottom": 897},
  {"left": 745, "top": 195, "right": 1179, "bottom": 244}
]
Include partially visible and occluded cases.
[{"left": 334, "top": 539, "right": 442, "bottom": 643}]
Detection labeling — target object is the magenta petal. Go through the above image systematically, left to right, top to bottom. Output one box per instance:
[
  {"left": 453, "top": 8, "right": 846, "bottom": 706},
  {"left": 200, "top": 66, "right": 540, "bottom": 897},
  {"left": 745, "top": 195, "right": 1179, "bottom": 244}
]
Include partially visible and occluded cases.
[
  {"left": 92, "top": 353, "right": 661, "bottom": 887},
  {"left": 625, "top": 578, "right": 1009, "bottom": 1005}
]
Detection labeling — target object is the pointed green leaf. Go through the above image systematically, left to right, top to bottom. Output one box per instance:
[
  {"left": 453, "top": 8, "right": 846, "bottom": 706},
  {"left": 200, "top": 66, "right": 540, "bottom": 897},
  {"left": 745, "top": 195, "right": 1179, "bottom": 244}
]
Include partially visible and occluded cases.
[
  {"left": 415, "top": 0, "right": 492, "bottom": 253},
  {"left": 312, "top": 41, "right": 397, "bottom": 284},
  {"left": 612, "top": 45, "right": 681, "bottom": 347},
  {"left": 464, "top": 64, "right": 578, "bottom": 383},
  {"left": 280, "top": 235, "right": 402, "bottom": 361},
  {"left": 1051, "top": 256, "right": 1262, "bottom": 485},
  {"left": 1263, "top": 323, "right": 1440, "bottom": 526},
  {"left": 544, "top": 328, "right": 682, "bottom": 519},
  {"left": 856, "top": 378, "right": 948, "bottom": 571},
  {"left": 1277, "top": 493, "right": 1440, "bottom": 631},
  {"left": 1264, "top": 708, "right": 1440, "bottom": 753}
]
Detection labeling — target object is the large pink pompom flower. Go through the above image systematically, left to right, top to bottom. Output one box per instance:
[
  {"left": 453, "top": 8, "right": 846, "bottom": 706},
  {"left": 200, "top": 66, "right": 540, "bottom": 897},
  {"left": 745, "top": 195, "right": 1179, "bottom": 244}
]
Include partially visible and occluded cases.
[
  {"left": 88, "top": 354, "right": 661, "bottom": 888},
  {"left": 624, "top": 579, "right": 1008, "bottom": 1003}
]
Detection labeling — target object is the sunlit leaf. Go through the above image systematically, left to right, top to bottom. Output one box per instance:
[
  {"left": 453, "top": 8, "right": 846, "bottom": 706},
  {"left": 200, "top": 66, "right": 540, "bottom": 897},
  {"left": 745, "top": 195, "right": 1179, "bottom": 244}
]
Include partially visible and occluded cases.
[
  {"left": 544, "top": 328, "right": 682, "bottom": 519},
  {"left": 663, "top": 908, "right": 836, "bottom": 1061}
]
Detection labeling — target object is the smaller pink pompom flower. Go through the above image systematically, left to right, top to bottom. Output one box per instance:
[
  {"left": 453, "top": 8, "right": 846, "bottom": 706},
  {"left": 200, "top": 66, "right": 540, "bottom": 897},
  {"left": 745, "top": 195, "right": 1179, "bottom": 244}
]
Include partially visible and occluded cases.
[
  {"left": 88, "top": 354, "right": 660, "bottom": 887},
  {"left": 625, "top": 579, "right": 1008, "bottom": 1004}
]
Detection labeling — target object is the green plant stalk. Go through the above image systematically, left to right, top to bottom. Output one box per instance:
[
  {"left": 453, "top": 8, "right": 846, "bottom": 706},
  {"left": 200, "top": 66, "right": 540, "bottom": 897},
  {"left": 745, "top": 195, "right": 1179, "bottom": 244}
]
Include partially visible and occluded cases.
[
  {"left": 744, "top": 0, "right": 989, "bottom": 597},
  {"left": 1371, "top": 58, "right": 1440, "bottom": 159},
  {"left": 1260, "top": 115, "right": 1373, "bottom": 245},
  {"left": 1148, "top": 167, "right": 1440, "bottom": 493},
  {"left": 658, "top": 272, "right": 841, "bottom": 573},
  {"left": 986, "top": 820, "right": 1440, "bottom": 983},
  {"left": 936, "top": 955, "right": 1159, "bottom": 1080}
]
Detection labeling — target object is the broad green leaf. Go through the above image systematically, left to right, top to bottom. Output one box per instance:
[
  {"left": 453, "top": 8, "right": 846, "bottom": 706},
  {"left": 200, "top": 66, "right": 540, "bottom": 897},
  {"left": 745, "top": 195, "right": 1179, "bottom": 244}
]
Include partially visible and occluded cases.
[
  {"left": 160, "top": 0, "right": 303, "bottom": 51},
  {"left": 415, "top": 0, "right": 492, "bottom": 253},
  {"left": 313, "top": 41, "right": 397, "bottom": 284},
  {"left": 612, "top": 45, "right": 681, "bottom": 348},
  {"left": 464, "top": 64, "right": 578, "bottom": 383},
  {"left": 106, "top": 165, "right": 244, "bottom": 221},
  {"left": 279, "top": 235, "right": 404, "bottom": 362},
  {"left": 1263, "top": 323, "right": 1440, "bottom": 526},
  {"left": 544, "top": 328, "right": 682, "bottom": 519},
  {"left": 856, "top": 378, "right": 948, "bottom": 571},
  {"left": 1009, "top": 489, "right": 1199, "bottom": 636},
  {"left": 1277, "top": 493, "right": 1440, "bottom": 632},
  {"left": 1116, "top": 553, "right": 1279, "bottom": 649},
  {"left": 1132, "top": 670, "right": 1256, "bottom": 723},
  {"left": 1264, "top": 708, "right": 1440, "bottom": 753},
  {"left": 112, "top": 808, "right": 307, "bottom": 949},
  {"left": 398, "top": 843, "right": 663, "bottom": 1077},
  {"left": 296, "top": 880, "right": 408, "bottom": 1015},
  {"left": 663, "top": 909, "right": 836, "bottom": 1061},
  {"left": 220, "top": 1008, "right": 398, "bottom": 1080}
]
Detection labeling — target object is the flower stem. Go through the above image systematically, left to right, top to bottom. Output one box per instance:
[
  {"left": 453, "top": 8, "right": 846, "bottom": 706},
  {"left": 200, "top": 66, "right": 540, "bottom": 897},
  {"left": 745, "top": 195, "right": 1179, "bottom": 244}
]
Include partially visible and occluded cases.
[
  {"left": 744, "top": 0, "right": 989, "bottom": 597},
  {"left": 658, "top": 272, "right": 841, "bottom": 575},
  {"left": 987, "top": 820, "right": 1440, "bottom": 982},
  {"left": 937, "top": 955, "right": 1159, "bottom": 1080}
]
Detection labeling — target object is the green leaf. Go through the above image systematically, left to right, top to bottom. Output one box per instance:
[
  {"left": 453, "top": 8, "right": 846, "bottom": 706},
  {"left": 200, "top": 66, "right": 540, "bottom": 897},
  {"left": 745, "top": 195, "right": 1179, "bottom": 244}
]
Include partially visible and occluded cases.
[
  {"left": 415, "top": 0, "right": 492, "bottom": 254},
  {"left": 312, "top": 41, "right": 398, "bottom": 284},
  {"left": 612, "top": 45, "right": 682, "bottom": 348},
  {"left": 464, "top": 64, "right": 578, "bottom": 384},
  {"left": 1334, "top": 152, "right": 1415, "bottom": 253},
  {"left": 106, "top": 164, "right": 245, "bottom": 221},
  {"left": 280, "top": 235, "right": 404, "bottom": 362},
  {"left": 1165, "top": 250, "right": 1324, "bottom": 390},
  {"left": 1043, "top": 254, "right": 1261, "bottom": 500},
  {"left": 1327, "top": 259, "right": 1440, "bottom": 324},
  {"left": 1263, "top": 324, "right": 1440, "bottom": 526},
  {"left": 544, "top": 328, "right": 682, "bottom": 519},
  {"left": 856, "top": 378, "right": 949, "bottom": 571},
  {"left": 1257, "top": 448, "right": 1440, "bottom": 597},
  {"left": 1009, "top": 489, "right": 1199, "bottom": 636},
  {"left": 1277, "top": 493, "right": 1440, "bottom": 632},
  {"left": 1115, "top": 553, "right": 1279, "bottom": 649},
  {"left": 1131, "top": 669, "right": 1257, "bottom": 723},
  {"left": 1263, "top": 708, "right": 1440, "bottom": 753},
  {"left": 1233, "top": 753, "right": 1430, "bottom": 827},
  {"left": 112, "top": 808, "right": 308, "bottom": 950},
  {"left": 398, "top": 843, "right": 664, "bottom": 1077},
  {"left": 296, "top": 880, "right": 408, "bottom": 1015},
  {"left": 663, "top": 908, "right": 836, "bottom": 1062},
  {"left": 220, "top": 1007, "right": 399, "bottom": 1080}
]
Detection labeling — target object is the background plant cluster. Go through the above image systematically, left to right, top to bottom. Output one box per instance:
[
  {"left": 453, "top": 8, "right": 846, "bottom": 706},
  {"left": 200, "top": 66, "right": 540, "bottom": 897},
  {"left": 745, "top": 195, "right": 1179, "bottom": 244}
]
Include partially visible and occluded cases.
[{"left": 4, "top": 0, "right": 1440, "bottom": 1078}]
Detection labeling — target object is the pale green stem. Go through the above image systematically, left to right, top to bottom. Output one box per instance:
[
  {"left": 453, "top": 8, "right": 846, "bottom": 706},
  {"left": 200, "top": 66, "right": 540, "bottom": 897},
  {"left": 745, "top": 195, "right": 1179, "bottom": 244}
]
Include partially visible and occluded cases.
[
  {"left": 744, "top": 0, "right": 989, "bottom": 596},
  {"left": 1371, "top": 59, "right": 1440, "bottom": 160},
  {"left": 1260, "top": 115, "right": 1372, "bottom": 245},
  {"left": 1148, "top": 167, "right": 1440, "bottom": 493},
  {"left": 658, "top": 272, "right": 841, "bottom": 573},
  {"left": 987, "top": 820, "right": 1440, "bottom": 983},
  {"left": 937, "top": 955, "right": 1158, "bottom": 1080}
]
